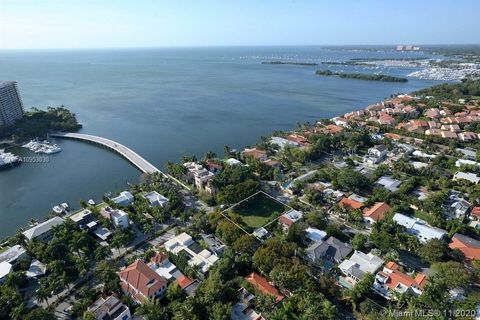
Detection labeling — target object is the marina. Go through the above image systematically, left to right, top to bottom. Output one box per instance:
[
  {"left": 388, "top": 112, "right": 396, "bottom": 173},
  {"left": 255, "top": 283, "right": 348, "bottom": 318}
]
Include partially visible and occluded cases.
[
  {"left": 22, "top": 139, "right": 62, "bottom": 155},
  {"left": 0, "top": 149, "right": 21, "bottom": 169}
]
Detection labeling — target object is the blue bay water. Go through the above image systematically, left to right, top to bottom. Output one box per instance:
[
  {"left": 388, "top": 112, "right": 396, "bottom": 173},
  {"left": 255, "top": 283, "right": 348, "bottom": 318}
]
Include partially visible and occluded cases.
[{"left": 0, "top": 46, "right": 440, "bottom": 238}]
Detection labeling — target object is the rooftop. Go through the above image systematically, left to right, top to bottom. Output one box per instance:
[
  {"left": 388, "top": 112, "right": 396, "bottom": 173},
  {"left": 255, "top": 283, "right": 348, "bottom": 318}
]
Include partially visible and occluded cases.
[
  {"left": 363, "top": 202, "right": 391, "bottom": 223},
  {"left": 23, "top": 216, "right": 64, "bottom": 240},
  {"left": 449, "top": 233, "right": 480, "bottom": 261},
  {"left": 0, "top": 245, "right": 26, "bottom": 264},
  {"left": 118, "top": 260, "right": 167, "bottom": 301},
  {"left": 245, "top": 272, "right": 284, "bottom": 302}
]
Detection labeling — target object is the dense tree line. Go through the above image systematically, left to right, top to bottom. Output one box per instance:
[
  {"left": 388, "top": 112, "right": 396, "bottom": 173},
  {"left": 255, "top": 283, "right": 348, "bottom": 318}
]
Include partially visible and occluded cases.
[{"left": 0, "top": 106, "right": 82, "bottom": 141}]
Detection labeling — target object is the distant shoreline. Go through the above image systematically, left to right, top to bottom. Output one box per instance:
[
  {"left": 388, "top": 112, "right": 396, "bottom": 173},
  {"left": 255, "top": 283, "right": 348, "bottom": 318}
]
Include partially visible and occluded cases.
[
  {"left": 262, "top": 61, "right": 318, "bottom": 66},
  {"left": 315, "top": 69, "right": 408, "bottom": 82}
]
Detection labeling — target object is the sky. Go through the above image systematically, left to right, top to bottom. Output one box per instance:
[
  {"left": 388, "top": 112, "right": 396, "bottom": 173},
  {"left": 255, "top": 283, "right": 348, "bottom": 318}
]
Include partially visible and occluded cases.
[{"left": 0, "top": 0, "right": 479, "bottom": 49}]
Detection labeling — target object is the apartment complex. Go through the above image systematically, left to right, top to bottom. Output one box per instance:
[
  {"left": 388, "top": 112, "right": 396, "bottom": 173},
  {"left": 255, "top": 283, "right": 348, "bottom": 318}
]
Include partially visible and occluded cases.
[{"left": 0, "top": 81, "right": 24, "bottom": 127}]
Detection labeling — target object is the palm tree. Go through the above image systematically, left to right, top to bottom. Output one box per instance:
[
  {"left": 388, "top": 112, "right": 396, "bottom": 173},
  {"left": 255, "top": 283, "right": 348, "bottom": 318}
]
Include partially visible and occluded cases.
[
  {"left": 223, "top": 145, "right": 231, "bottom": 157},
  {"left": 204, "top": 151, "right": 216, "bottom": 161},
  {"left": 143, "top": 223, "right": 154, "bottom": 239},
  {"left": 12, "top": 230, "right": 27, "bottom": 246},
  {"left": 70, "top": 232, "right": 86, "bottom": 256},
  {"left": 94, "top": 245, "right": 110, "bottom": 261},
  {"left": 76, "top": 256, "right": 89, "bottom": 278},
  {"left": 5, "top": 271, "right": 24, "bottom": 292},
  {"left": 35, "top": 286, "right": 51, "bottom": 307},
  {"left": 136, "top": 299, "right": 168, "bottom": 320},
  {"left": 321, "top": 299, "right": 337, "bottom": 320},
  {"left": 269, "top": 300, "right": 298, "bottom": 320},
  {"left": 173, "top": 302, "right": 197, "bottom": 320},
  {"left": 10, "top": 303, "right": 27, "bottom": 320}
]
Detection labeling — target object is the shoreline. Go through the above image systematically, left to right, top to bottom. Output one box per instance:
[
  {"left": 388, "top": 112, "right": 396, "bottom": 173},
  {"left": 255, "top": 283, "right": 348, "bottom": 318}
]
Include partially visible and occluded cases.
[{"left": 0, "top": 82, "right": 438, "bottom": 242}]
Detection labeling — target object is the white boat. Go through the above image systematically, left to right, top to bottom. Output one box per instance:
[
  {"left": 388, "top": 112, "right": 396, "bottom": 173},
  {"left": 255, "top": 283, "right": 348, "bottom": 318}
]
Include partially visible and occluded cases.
[
  {"left": 22, "top": 139, "right": 62, "bottom": 154},
  {"left": 43, "top": 145, "right": 62, "bottom": 154},
  {"left": 0, "top": 149, "right": 21, "bottom": 169},
  {"left": 88, "top": 199, "right": 96, "bottom": 206},
  {"left": 52, "top": 202, "right": 69, "bottom": 214},
  {"left": 60, "top": 203, "right": 69, "bottom": 211},
  {"left": 52, "top": 206, "right": 63, "bottom": 214}
]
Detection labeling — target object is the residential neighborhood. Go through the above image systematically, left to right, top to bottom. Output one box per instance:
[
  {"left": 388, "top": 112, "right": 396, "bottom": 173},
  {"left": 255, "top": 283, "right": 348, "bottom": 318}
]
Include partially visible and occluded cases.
[{"left": 1, "top": 79, "right": 480, "bottom": 320}]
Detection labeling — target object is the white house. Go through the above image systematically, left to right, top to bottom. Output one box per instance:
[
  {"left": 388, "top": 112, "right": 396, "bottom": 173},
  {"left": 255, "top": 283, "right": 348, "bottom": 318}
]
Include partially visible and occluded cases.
[
  {"left": 270, "top": 137, "right": 299, "bottom": 149},
  {"left": 364, "top": 145, "right": 387, "bottom": 165},
  {"left": 412, "top": 150, "right": 436, "bottom": 159},
  {"left": 226, "top": 158, "right": 243, "bottom": 166},
  {"left": 456, "top": 159, "right": 480, "bottom": 168},
  {"left": 183, "top": 162, "right": 216, "bottom": 193},
  {"left": 453, "top": 172, "right": 480, "bottom": 184},
  {"left": 376, "top": 176, "right": 402, "bottom": 192},
  {"left": 112, "top": 191, "right": 134, "bottom": 206},
  {"left": 143, "top": 191, "right": 169, "bottom": 208},
  {"left": 279, "top": 209, "right": 303, "bottom": 231},
  {"left": 111, "top": 210, "right": 130, "bottom": 229},
  {"left": 393, "top": 213, "right": 447, "bottom": 243},
  {"left": 23, "top": 216, "right": 64, "bottom": 242},
  {"left": 305, "top": 227, "right": 327, "bottom": 242},
  {"left": 164, "top": 233, "right": 218, "bottom": 273},
  {"left": 0, "top": 245, "right": 28, "bottom": 265},
  {"left": 338, "top": 251, "right": 384, "bottom": 284},
  {"left": 148, "top": 252, "right": 182, "bottom": 281},
  {"left": 0, "top": 261, "right": 12, "bottom": 283},
  {"left": 88, "top": 295, "right": 132, "bottom": 320}
]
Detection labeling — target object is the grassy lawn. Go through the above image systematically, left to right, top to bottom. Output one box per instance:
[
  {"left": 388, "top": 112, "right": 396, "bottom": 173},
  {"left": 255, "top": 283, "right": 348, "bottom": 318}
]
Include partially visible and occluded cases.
[
  {"left": 231, "top": 192, "right": 287, "bottom": 229},
  {"left": 413, "top": 210, "right": 436, "bottom": 225}
]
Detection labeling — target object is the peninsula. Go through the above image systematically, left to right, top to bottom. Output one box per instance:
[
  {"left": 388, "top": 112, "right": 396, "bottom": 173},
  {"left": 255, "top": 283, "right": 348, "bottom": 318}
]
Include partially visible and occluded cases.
[{"left": 315, "top": 69, "right": 409, "bottom": 82}]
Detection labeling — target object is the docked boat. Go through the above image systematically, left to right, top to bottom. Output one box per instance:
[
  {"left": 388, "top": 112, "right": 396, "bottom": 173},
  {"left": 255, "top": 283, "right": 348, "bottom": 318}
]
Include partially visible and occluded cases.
[
  {"left": 22, "top": 139, "right": 62, "bottom": 154},
  {"left": 43, "top": 144, "right": 62, "bottom": 154},
  {"left": 0, "top": 149, "right": 22, "bottom": 170},
  {"left": 88, "top": 199, "right": 96, "bottom": 206},
  {"left": 52, "top": 202, "right": 70, "bottom": 214},
  {"left": 60, "top": 203, "right": 69, "bottom": 212},
  {"left": 52, "top": 206, "right": 63, "bottom": 214}
]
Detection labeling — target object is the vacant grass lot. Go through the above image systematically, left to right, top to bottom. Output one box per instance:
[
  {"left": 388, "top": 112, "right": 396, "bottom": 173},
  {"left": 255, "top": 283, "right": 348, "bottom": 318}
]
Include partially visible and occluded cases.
[{"left": 231, "top": 192, "right": 287, "bottom": 229}]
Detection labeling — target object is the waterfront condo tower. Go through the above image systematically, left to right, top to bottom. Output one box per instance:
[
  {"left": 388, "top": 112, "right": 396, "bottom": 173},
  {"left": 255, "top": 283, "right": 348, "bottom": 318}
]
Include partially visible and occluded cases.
[{"left": 0, "top": 81, "right": 25, "bottom": 127}]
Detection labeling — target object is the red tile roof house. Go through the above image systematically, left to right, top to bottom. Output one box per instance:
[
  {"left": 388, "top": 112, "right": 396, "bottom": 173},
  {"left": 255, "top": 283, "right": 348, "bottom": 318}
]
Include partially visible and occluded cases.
[
  {"left": 425, "top": 108, "right": 441, "bottom": 119},
  {"left": 378, "top": 114, "right": 396, "bottom": 126},
  {"left": 410, "top": 120, "right": 429, "bottom": 129},
  {"left": 326, "top": 124, "right": 344, "bottom": 135},
  {"left": 440, "top": 124, "right": 461, "bottom": 132},
  {"left": 441, "top": 131, "right": 458, "bottom": 139},
  {"left": 458, "top": 132, "right": 478, "bottom": 142},
  {"left": 383, "top": 133, "right": 402, "bottom": 140},
  {"left": 286, "top": 134, "right": 311, "bottom": 147},
  {"left": 242, "top": 148, "right": 268, "bottom": 161},
  {"left": 204, "top": 159, "right": 223, "bottom": 173},
  {"left": 339, "top": 197, "right": 364, "bottom": 210},
  {"left": 363, "top": 202, "right": 391, "bottom": 225},
  {"left": 470, "top": 206, "right": 480, "bottom": 220},
  {"left": 278, "top": 209, "right": 303, "bottom": 232},
  {"left": 449, "top": 233, "right": 480, "bottom": 262},
  {"left": 118, "top": 260, "right": 168, "bottom": 303},
  {"left": 373, "top": 262, "right": 427, "bottom": 300},
  {"left": 245, "top": 272, "right": 284, "bottom": 302},
  {"left": 177, "top": 274, "right": 193, "bottom": 289}
]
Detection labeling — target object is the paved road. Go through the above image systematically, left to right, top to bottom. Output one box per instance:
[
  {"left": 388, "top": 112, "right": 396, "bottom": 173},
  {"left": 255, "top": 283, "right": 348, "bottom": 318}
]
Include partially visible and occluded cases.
[
  {"left": 51, "top": 132, "right": 192, "bottom": 191},
  {"left": 51, "top": 132, "right": 159, "bottom": 174}
]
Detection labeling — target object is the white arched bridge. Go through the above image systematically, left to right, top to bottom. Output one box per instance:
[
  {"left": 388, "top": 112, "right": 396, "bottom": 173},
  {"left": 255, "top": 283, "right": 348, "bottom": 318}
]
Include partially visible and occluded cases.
[{"left": 50, "top": 132, "right": 190, "bottom": 190}]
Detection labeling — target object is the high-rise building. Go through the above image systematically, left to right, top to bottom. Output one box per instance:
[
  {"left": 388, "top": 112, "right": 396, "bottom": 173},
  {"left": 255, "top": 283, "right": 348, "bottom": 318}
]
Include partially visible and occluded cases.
[{"left": 0, "top": 81, "right": 25, "bottom": 127}]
